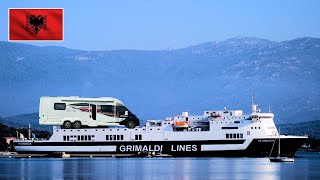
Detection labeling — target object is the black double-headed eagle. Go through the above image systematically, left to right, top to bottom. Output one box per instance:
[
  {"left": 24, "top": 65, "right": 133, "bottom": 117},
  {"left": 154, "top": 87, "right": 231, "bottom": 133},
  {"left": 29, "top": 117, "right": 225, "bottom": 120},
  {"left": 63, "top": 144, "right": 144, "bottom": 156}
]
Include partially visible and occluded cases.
[{"left": 26, "top": 15, "right": 47, "bottom": 34}]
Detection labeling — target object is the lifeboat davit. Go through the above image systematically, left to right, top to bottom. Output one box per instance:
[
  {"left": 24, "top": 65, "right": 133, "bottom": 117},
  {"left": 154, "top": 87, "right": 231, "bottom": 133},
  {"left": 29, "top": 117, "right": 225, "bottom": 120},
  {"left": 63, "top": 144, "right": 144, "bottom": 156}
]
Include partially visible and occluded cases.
[{"left": 173, "top": 121, "right": 188, "bottom": 128}]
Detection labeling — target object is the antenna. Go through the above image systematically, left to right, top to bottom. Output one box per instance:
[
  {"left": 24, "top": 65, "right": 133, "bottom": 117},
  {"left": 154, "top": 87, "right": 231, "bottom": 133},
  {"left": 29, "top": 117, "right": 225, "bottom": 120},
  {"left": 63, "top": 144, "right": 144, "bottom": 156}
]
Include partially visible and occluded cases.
[{"left": 251, "top": 95, "right": 254, "bottom": 105}]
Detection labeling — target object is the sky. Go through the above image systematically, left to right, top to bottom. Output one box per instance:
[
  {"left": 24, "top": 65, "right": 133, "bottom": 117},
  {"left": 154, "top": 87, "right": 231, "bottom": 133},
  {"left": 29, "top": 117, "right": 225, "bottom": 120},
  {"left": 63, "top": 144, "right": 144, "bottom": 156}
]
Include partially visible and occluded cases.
[{"left": 0, "top": 0, "right": 319, "bottom": 50}]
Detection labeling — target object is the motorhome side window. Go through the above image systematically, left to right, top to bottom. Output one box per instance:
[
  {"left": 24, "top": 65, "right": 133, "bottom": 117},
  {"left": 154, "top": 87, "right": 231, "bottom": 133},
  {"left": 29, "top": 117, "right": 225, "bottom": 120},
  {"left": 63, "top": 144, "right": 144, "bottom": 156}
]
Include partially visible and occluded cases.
[
  {"left": 54, "top": 103, "right": 66, "bottom": 110},
  {"left": 101, "top": 105, "right": 114, "bottom": 113}
]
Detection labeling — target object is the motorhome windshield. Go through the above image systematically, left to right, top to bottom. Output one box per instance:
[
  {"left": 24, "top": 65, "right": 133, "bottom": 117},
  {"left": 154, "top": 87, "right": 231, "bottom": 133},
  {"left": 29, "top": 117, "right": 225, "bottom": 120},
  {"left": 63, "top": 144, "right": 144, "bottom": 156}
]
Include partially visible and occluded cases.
[{"left": 117, "top": 106, "right": 134, "bottom": 116}]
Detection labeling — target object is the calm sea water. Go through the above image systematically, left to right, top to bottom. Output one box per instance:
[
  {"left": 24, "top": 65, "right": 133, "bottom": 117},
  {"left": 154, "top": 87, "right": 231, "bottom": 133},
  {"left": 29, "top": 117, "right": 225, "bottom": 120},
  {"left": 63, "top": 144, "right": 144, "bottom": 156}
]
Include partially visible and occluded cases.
[{"left": 0, "top": 152, "right": 319, "bottom": 179}]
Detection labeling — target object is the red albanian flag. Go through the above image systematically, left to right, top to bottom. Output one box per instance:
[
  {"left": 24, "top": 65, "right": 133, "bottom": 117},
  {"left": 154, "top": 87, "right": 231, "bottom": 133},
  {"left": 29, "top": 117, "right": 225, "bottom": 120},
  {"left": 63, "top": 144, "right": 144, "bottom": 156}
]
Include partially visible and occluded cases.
[{"left": 9, "top": 8, "right": 63, "bottom": 41}]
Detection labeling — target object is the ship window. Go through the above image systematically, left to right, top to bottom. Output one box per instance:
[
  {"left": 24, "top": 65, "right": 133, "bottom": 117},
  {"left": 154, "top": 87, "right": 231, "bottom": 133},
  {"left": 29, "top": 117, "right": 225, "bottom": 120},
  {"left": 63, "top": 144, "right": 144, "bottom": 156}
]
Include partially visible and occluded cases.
[
  {"left": 54, "top": 103, "right": 66, "bottom": 110},
  {"left": 222, "top": 127, "right": 238, "bottom": 129},
  {"left": 251, "top": 127, "right": 253, "bottom": 129},
  {"left": 255, "top": 127, "right": 257, "bottom": 129},
  {"left": 258, "top": 127, "right": 260, "bottom": 129},
  {"left": 247, "top": 131, "right": 250, "bottom": 135},
  {"left": 240, "top": 133, "right": 243, "bottom": 138},
  {"left": 135, "top": 134, "right": 142, "bottom": 140},
  {"left": 226, "top": 134, "right": 229, "bottom": 138},
  {"left": 233, "top": 134, "right": 236, "bottom": 138},
  {"left": 237, "top": 134, "right": 240, "bottom": 138},
  {"left": 106, "top": 135, "right": 109, "bottom": 140},
  {"left": 113, "top": 135, "right": 116, "bottom": 141},
  {"left": 117, "top": 135, "right": 120, "bottom": 140},
  {"left": 63, "top": 136, "right": 66, "bottom": 141},
  {"left": 78, "top": 136, "right": 80, "bottom": 141},
  {"left": 81, "top": 136, "right": 84, "bottom": 141},
  {"left": 85, "top": 136, "right": 88, "bottom": 141},
  {"left": 88, "top": 136, "right": 91, "bottom": 140}
]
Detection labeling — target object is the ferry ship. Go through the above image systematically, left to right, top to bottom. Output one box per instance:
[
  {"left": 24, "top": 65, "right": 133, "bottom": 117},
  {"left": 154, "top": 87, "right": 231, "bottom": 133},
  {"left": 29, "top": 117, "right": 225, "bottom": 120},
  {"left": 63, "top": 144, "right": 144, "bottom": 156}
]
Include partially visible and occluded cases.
[{"left": 13, "top": 102, "right": 307, "bottom": 157}]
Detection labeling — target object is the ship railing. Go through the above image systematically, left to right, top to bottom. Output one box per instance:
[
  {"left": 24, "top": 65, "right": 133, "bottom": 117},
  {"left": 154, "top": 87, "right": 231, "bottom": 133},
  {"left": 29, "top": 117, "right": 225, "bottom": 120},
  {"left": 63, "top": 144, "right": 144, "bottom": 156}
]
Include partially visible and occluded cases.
[{"left": 17, "top": 138, "right": 48, "bottom": 141}]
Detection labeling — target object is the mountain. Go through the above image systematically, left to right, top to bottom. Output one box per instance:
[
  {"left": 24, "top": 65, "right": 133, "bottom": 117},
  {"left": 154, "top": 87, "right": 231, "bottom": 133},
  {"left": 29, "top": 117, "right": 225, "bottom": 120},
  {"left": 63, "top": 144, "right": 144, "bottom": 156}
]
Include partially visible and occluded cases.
[
  {"left": 0, "top": 37, "right": 320, "bottom": 124},
  {"left": 0, "top": 113, "right": 52, "bottom": 132},
  {"left": 279, "top": 120, "right": 320, "bottom": 139}
]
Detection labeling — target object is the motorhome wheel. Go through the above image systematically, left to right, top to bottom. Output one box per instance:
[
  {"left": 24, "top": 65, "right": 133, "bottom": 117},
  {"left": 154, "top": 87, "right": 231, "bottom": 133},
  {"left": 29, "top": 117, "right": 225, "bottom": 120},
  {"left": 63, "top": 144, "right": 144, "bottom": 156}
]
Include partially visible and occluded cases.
[
  {"left": 126, "top": 120, "right": 136, "bottom": 129},
  {"left": 63, "top": 121, "right": 72, "bottom": 129},
  {"left": 73, "top": 121, "right": 82, "bottom": 129}
]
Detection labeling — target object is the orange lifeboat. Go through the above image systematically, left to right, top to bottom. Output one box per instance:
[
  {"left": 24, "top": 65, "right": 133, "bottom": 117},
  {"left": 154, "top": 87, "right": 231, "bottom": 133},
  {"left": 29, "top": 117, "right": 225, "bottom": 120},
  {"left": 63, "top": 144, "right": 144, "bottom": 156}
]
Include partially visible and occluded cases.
[{"left": 173, "top": 121, "right": 189, "bottom": 128}]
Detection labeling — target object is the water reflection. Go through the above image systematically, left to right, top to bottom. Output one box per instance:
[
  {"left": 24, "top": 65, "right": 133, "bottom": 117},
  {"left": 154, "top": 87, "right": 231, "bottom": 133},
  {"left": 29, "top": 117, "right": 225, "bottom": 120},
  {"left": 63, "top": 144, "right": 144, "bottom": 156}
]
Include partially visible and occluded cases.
[{"left": 0, "top": 154, "right": 319, "bottom": 179}]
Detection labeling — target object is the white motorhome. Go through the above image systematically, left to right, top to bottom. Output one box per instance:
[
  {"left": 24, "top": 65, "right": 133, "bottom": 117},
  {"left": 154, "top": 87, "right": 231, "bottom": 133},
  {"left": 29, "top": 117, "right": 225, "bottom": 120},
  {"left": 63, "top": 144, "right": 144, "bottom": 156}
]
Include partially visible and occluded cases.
[{"left": 39, "top": 96, "right": 140, "bottom": 129}]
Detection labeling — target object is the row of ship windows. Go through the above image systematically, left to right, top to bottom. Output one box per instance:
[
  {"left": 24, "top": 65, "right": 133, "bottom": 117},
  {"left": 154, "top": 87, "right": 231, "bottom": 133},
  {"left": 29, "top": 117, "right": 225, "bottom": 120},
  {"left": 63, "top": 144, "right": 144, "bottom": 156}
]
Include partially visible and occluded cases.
[
  {"left": 176, "top": 116, "right": 247, "bottom": 120},
  {"left": 223, "top": 117, "right": 246, "bottom": 119},
  {"left": 213, "top": 121, "right": 244, "bottom": 124},
  {"left": 251, "top": 127, "right": 261, "bottom": 129},
  {"left": 60, "top": 128, "right": 161, "bottom": 132},
  {"left": 226, "top": 133, "right": 243, "bottom": 139},
  {"left": 63, "top": 134, "right": 142, "bottom": 141},
  {"left": 107, "top": 134, "right": 142, "bottom": 140},
  {"left": 63, "top": 135, "right": 94, "bottom": 141},
  {"left": 106, "top": 135, "right": 124, "bottom": 141}
]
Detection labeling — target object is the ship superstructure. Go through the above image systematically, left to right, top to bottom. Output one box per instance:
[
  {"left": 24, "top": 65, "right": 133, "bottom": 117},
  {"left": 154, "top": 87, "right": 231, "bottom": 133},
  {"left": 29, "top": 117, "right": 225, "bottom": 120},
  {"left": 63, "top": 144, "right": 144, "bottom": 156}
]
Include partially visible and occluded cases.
[{"left": 13, "top": 102, "right": 307, "bottom": 157}]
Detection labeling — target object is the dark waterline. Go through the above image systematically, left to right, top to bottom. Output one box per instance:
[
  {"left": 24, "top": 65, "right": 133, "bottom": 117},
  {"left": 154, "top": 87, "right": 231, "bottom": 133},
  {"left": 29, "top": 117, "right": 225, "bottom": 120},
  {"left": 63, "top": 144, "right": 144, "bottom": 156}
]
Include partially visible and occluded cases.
[{"left": 0, "top": 152, "right": 320, "bottom": 179}]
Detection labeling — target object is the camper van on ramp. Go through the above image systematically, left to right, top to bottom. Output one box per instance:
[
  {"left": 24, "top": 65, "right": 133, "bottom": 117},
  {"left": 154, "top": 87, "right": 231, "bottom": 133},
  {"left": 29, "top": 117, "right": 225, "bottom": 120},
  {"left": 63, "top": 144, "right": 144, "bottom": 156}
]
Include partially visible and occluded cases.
[{"left": 39, "top": 96, "right": 140, "bottom": 129}]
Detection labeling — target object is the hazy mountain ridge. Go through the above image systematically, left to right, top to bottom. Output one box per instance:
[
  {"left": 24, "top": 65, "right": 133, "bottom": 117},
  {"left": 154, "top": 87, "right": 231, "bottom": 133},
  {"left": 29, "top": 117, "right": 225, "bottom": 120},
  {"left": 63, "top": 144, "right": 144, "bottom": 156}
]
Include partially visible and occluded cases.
[
  {"left": 0, "top": 37, "right": 319, "bottom": 123},
  {"left": 0, "top": 113, "right": 52, "bottom": 132},
  {"left": 279, "top": 120, "right": 320, "bottom": 139}
]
